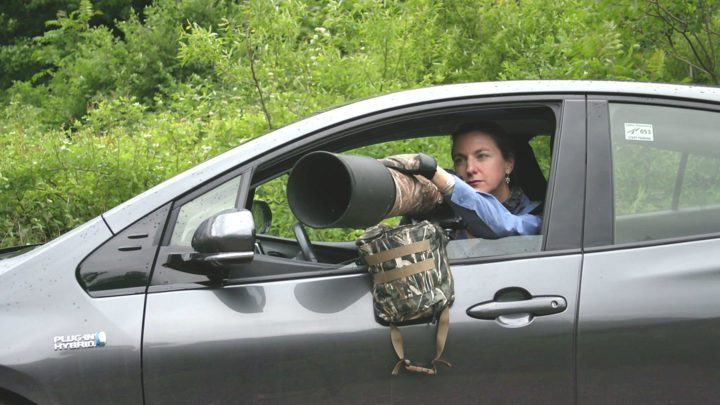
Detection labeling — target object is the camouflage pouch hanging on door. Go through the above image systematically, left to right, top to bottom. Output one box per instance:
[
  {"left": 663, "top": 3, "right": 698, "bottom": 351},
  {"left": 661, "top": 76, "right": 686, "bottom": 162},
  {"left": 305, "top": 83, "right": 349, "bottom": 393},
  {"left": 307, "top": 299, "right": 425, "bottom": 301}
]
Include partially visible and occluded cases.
[{"left": 356, "top": 220, "right": 454, "bottom": 375}]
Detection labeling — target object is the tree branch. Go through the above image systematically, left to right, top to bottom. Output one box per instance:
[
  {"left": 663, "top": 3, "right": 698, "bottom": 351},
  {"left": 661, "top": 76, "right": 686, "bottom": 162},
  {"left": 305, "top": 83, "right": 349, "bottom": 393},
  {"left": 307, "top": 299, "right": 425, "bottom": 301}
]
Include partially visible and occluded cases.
[
  {"left": 646, "top": 0, "right": 719, "bottom": 84},
  {"left": 243, "top": 21, "right": 273, "bottom": 130},
  {"left": 680, "top": 30, "right": 715, "bottom": 80},
  {"left": 247, "top": 45, "right": 273, "bottom": 130}
]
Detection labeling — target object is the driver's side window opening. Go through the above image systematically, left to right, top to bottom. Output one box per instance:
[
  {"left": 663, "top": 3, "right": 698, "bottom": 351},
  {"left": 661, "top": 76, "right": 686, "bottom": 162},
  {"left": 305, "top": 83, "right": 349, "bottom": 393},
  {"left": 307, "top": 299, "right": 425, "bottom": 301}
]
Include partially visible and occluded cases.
[
  {"left": 251, "top": 104, "right": 557, "bottom": 263},
  {"left": 252, "top": 137, "right": 455, "bottom": 243}
]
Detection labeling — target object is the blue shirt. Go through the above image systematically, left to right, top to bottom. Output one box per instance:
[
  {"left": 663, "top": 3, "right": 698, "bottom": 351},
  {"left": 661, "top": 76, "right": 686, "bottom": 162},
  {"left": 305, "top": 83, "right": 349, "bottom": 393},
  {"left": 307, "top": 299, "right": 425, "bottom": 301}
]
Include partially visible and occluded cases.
[{"left": 446, "top": 176, "right": 542, "bottom": 239}]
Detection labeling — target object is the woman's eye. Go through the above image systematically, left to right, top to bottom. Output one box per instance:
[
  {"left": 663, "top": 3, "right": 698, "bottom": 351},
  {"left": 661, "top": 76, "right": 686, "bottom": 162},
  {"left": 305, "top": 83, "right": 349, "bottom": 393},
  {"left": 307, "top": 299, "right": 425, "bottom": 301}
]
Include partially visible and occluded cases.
[{"left": 453, "top": 157, "right": 465, "bottom": 165}]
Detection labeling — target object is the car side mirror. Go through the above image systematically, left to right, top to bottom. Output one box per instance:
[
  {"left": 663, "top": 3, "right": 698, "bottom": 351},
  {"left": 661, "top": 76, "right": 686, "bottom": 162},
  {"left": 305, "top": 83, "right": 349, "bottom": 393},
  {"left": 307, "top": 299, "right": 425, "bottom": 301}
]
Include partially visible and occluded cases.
[
  {"left": 165, "top": 209, "right": 256, "bottom": 282},
  {"left": 191, "top": 209, "right": 256, "bottom": 256}
]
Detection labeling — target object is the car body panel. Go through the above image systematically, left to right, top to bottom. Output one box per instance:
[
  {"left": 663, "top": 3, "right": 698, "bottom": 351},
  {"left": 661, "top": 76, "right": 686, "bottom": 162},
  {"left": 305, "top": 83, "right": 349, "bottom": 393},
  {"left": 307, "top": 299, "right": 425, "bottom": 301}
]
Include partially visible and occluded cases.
[
  {"left": 0, "top": 217, "right": 109, "bottom": 276},
  {"left": 0, "top": 218, "right": 144, "bottom": 404},
  {"left": 578, "top": 238, "right": 720, "bottom": 404},
  {"left": 0, "top": 245, "right": 42, "bottom": 261},
  {"left": 143, "top": 255, "right": 581, "bottom": 404}
]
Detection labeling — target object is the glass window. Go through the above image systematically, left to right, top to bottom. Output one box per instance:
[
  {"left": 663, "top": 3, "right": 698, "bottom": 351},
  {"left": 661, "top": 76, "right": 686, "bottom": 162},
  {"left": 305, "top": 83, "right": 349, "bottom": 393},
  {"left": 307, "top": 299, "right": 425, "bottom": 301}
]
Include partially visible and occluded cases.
[
  {"left": 610, "top": 103, "right": 720, "bottom": 243},
  {"left": 680, "top": 154, "right": 720, "bottom": 209},
  {"left": 169, "top": 176, "right": 242, "bottom": 247},
  {"left": 78, "top": 204, "right": 170, "bottom": 296}
]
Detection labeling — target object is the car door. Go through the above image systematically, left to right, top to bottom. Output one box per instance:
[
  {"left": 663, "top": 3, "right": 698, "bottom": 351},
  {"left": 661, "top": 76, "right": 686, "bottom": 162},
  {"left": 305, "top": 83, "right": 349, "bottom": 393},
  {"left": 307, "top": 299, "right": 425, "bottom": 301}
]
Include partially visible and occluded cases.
[
  {"left": 141, "top": 96, "right": 586, "bottom": 404},
  {"left": 579, "top": 98, "right": 720, "bottom": 403}
]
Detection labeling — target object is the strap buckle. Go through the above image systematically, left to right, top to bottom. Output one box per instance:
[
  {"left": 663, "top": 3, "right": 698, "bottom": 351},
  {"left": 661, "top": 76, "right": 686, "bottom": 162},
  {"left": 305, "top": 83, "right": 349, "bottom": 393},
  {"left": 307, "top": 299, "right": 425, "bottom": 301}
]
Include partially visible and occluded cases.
[{"left": 392, "top": 359, "right": 436, "bottom": 375}]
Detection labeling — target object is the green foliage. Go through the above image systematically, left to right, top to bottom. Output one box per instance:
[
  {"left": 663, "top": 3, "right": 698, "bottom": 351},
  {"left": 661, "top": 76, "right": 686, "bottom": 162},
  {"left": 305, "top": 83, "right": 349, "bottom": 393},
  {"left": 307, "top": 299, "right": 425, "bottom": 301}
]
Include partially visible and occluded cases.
[
  {"left": 0, "top": 0, "right": 714, "bottom": 247},
  {"left": 0, "top": 0, "right": 150, "bottom": 89},
  {"left": 441, "top": 0, "right": 648, "bottom": 81},
  {"left": 645, "top": 0, "right": 720, "bottom": 84},
  {"left": 31, "top": 3, "right": 123, "bottom": 125},
  {"left": 0, "top": 37, "right": 44, "bottom": 89},
  {"left": 0, "top": 95, "right": 260, "bottom": 246},
  {"left": 529, "top": 136, "right": 552, "bottom": 179}
]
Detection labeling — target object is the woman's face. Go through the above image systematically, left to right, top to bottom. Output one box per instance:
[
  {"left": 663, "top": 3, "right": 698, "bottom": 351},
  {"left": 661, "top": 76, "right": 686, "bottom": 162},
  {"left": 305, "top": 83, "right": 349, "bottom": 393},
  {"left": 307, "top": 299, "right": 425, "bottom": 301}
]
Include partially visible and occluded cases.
[{"left": 452, "top": 131, "right": 514, "bottom": 201}]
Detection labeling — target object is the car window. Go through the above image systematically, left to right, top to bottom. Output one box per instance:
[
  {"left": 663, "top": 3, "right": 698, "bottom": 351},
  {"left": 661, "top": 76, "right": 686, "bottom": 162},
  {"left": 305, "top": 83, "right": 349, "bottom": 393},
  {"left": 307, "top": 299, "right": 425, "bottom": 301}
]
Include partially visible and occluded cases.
[
  {"left": 610, "top": 103, "right": 720, "bottom": 243},
  {"left": 253, "top": 128, "right": 553, "bottom": 260},
  {"left": 253, "top": 136, "right": 453, "bottom": 244},
  {"left": 147, "top": 175, "right": 244, "bottom": 287},
  {"left": 169, "top": 176, "right": 242, "bottom": 247},
  {"left": 78, "top": 204, "right": 170, "bottom": 297}
]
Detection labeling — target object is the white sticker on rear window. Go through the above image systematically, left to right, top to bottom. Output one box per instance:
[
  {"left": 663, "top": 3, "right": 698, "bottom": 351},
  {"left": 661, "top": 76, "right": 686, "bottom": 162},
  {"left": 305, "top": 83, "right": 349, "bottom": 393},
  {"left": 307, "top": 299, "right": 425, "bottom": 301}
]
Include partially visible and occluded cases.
[{"left": 624, "top": 123, "right": 654, "bottom": 141}]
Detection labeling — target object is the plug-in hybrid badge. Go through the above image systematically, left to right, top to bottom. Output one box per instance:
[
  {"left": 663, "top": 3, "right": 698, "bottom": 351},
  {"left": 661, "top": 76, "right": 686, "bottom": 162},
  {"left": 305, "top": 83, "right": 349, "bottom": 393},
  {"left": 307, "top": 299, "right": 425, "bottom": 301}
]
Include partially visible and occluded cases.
[{"left": 53, "top": 332, "right": 107, "bottom": 351}]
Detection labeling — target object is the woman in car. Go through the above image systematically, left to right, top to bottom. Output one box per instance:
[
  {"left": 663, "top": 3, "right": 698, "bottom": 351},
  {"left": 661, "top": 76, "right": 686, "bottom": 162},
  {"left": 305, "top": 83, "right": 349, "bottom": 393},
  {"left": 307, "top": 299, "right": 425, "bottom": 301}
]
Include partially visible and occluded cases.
[{"left": 382, "top": 122, "right": 542, "bottom": 239}]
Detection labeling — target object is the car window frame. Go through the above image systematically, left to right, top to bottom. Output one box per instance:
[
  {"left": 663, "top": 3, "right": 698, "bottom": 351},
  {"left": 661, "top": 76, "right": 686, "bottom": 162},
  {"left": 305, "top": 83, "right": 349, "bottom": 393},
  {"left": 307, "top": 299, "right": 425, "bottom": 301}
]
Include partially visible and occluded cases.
[
  {"left": 584, "top": 95, "right": 720, "bottom": 252},
  {"left": 247, "top": 96, "right": 583, "bottom": 261}
]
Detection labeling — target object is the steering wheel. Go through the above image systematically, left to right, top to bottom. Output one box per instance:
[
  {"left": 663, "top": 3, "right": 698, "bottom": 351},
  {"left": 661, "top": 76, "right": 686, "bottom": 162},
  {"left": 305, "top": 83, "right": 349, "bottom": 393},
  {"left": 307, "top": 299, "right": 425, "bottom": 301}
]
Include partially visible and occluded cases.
[{"left": 292, "top": 222, "right": 318, "bottom": 262}]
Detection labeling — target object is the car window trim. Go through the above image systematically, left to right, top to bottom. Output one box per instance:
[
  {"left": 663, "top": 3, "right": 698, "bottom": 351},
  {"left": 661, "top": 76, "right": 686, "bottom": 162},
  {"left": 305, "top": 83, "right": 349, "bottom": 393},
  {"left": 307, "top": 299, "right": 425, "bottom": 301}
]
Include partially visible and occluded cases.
[
  {"left": 584, "top": 94, "right": 720, "bottom": 111},
  {"left": 542, "top": 98, "right": 586, "bottom": 251},
  {"left": 584, "top": 99, "right": 613, "bottom": 247},
  {"left": 584, "top": 231, "right": 720, "bottom": 253},
  {"left": 145, "top": 246, "right": 585, "bottom": 294}
]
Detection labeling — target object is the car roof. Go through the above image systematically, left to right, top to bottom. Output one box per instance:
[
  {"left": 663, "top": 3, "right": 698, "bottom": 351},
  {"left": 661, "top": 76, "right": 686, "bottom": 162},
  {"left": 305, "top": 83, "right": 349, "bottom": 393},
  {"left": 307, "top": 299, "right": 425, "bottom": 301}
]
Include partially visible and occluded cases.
[{"left": 103, "top": 80, "right": 720, "bottom": 232}]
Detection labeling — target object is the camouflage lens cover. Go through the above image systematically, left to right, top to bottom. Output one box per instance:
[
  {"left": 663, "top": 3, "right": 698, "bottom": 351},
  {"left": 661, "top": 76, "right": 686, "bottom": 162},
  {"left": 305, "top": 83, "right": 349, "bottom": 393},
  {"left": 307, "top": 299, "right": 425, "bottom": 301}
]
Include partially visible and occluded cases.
[{"left": 385, "top": 170, "right": 443, "bottom": 218}]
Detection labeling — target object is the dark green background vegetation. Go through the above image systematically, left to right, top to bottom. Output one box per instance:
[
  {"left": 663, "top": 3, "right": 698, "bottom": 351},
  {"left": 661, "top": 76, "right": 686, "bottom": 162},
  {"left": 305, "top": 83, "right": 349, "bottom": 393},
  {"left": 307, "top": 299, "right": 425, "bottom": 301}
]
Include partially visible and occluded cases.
[{"left": 1, "top": 0, "right": 718, "bottom": 246}]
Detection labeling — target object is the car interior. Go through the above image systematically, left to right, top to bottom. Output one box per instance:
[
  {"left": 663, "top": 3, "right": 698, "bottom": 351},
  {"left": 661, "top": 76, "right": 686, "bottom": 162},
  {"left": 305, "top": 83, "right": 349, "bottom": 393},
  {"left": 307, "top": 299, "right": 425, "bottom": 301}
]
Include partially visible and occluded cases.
[{"left": 245, "top": 104, "right": 558, "bottom": 271}]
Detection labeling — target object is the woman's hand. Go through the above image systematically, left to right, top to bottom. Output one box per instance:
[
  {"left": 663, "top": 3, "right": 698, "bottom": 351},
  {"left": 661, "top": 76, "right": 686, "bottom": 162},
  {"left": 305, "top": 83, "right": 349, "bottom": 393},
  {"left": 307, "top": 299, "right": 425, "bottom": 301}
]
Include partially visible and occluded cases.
[
  {"left": 379, "top": 153, "right": 437, "bottom": 180},
  {"left": 379, "top": 153, "right": 455, "bottom": 195},
  {"left": 431, "top": 167, "right": 456, "bottom": 195}
]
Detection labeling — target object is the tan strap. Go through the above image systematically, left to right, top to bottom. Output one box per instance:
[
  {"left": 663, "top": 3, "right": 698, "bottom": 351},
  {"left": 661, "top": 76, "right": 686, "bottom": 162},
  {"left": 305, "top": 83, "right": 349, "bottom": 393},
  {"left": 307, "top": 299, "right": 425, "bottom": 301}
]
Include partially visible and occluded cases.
[
  {"left": 364, "top": 239, "right": 431, "bottom": 266},
  {"left": 372, "top": 259, "right": 435, "bottom": 284},
  {"left": 432, "top": 307, "right": 452, "bottom": 369},
  {"left": 389, "top": 308, "right": 452, "bottom": 376},
  {"left": 390, "top": 324, "right": 404, "bottom": 375},
  {"left": 392, "top": 359, "right": 405, "bottom": 375},
  {"left": 404, "top": 363, "right": 436, "bottom": 375}
]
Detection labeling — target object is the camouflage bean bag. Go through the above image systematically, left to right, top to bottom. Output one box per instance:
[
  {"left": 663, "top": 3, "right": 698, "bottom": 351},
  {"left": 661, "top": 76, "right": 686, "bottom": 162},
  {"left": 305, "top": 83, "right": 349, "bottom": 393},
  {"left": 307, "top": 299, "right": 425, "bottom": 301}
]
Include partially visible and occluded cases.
[{"left": 357, "top": 220, "right": 454, "bottom": 375}]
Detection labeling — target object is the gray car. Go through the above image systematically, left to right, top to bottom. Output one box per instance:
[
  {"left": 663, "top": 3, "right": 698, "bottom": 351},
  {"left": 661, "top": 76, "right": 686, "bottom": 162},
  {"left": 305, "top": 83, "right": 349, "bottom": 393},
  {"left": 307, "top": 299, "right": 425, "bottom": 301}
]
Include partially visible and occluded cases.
[{"left": 2, "top": 81, "right": 720, "bottom": 404}]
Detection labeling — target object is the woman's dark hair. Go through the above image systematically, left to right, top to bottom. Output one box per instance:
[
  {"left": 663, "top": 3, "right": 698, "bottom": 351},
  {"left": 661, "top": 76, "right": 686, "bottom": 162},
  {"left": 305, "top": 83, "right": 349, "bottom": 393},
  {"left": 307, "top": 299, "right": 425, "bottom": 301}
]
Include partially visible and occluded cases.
[{"left": 451, "top": 121, "right": 515, "bottom": 161}]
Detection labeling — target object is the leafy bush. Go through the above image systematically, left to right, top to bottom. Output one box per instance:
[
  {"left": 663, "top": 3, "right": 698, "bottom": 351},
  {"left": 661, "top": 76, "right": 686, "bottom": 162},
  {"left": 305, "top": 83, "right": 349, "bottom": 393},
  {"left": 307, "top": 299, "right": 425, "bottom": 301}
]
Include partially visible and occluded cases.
[{"left": 0, "top": 0, "right": 710, "bottom": 247}]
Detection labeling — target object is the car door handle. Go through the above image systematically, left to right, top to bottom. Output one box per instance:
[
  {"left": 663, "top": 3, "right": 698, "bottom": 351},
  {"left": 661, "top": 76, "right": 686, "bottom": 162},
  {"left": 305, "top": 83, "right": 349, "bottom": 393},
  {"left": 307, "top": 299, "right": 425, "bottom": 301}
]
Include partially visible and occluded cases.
[{"left": 466, "top": 296, "right": 567, "bottom": 320}]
